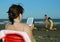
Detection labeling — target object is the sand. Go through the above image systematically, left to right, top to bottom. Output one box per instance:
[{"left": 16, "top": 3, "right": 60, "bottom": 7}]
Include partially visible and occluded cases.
[
  {"left": 0, "top": 24, "right": 60, "bottom": 42},
  {"left": 33, "top": 28, "right": 60, "bottom": 42}
]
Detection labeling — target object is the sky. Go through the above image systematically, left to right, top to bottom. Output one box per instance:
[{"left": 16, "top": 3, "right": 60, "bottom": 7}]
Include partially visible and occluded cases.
[{"left": 0, "top": 0, "right": 60, "bottom": 19}]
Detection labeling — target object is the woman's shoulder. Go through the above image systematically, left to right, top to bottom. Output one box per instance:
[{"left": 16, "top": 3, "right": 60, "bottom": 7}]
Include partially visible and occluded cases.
[
  {"left": 5, "top": 23, "right": 11, "bottom": 27},
  {"left": 5, "top": 24, "right": 12, "bottom": 30},
  {"left": 22, "top": 24, "right": 30, "bottom": 30},
  {"left": 22, "top": 24, "right": 29, "bottom": 28}
]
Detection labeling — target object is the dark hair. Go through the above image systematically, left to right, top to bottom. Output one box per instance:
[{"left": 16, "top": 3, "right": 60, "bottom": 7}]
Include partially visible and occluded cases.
[
  {"left": 7, "top": 4, "right": 24, "bottom": 24},
  {"left": 45, "top": 14, "right": 47, "bottom": 16},
  {"left": 48, "top": 17, "right": 51, "bottom": 20}
]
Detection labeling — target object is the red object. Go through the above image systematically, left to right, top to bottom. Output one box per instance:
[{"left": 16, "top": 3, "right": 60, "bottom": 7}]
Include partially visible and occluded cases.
[{"left": 4, "top": 33, "right": 26, "bottom": 42}]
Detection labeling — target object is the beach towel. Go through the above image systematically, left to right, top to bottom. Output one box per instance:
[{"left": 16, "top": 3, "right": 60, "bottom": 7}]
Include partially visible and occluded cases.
[{"left": 0, "top": 30, "right": 31, "bottom": 42}]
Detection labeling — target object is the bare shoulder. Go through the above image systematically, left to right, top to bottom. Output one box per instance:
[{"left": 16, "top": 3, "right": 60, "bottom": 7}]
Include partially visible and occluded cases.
[
  {"left": 5, "top": 24, "right": 12, "bottom": 30},
  {"left": 5, "top": 24, "right": 10, "bottom": 27},
  {"left": 23, "top": 24, "right": 31, "bottom": 31},
  {"left": 23, "top": 24, "right": 29, "bottom": 28}
]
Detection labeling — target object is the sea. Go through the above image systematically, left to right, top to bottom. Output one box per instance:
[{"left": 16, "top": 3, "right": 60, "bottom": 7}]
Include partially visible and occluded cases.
[
  {"left": 0, "top": 19, "right": 60, "bottom": 28},
  {"left": 0, "top": 19, "right": 60, "bottom": 23}
]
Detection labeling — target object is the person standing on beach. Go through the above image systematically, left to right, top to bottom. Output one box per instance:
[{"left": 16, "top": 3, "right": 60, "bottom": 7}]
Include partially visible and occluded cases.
[
  {"left": 5, "top": 4, "right": 34, "bottom": 42},
  {"left": 44, "top": 14, "right": 48, "bottom": 28}
]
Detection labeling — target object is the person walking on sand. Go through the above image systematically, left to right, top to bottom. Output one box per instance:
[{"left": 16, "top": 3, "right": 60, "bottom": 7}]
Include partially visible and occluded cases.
[{"left": 44, "top": 14, "right": 48, "bottom": 28}]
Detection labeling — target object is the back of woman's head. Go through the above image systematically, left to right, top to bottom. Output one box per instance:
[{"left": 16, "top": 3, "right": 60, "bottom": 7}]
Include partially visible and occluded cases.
[{"left": 7, "top": 4, "right": 24, "bottom": 24}]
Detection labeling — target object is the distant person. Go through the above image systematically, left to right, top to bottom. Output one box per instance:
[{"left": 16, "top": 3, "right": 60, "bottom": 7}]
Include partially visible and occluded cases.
[
  {"left": 5, "top": 4, "right": 34, "bottom": 42},
  {"left": 44, "top": 14, "right": 48, "bottom": 28},
  {"left": 48, "top": 17, "right": 56, "bottom": 30}
]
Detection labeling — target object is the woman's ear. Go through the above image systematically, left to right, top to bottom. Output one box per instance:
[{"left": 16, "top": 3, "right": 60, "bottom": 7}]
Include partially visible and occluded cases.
[
  {"left": 19, "top": 14, "right": 22, "bottom": 21},
  {"left": 19, "top": 14, "right": 22, "bottom": 18},
  {"left": 19, "top": 14, "right": 21, "bottom": 17}
]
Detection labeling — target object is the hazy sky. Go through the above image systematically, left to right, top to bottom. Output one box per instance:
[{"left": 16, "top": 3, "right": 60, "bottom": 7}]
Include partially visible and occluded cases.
[{"left": 0, "top": 0, "right": 60, "bottom": 19}]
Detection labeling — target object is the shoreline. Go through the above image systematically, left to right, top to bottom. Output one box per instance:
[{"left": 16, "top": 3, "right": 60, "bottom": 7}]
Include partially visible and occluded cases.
[{"left": 0, "top": 23, "right": 60, "bottom": 30}]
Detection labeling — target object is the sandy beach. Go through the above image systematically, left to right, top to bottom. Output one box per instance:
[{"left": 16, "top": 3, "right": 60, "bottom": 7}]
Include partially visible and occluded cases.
[{"left": 0, "top": 24, "right": 60, "bottom": 42}]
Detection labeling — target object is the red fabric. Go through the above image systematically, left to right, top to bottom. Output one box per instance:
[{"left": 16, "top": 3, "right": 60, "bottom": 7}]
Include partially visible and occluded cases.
[{"left": 4, "top": 34, "right": 26, "bottom": 42}]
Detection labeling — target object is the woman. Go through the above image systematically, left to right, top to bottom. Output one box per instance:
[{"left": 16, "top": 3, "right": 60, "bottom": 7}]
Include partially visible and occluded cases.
[
  {"left": 5, "top": 4, "right": 34, "bottom": 42},
  {"left": 48, "top": 17, "right": 56, "bottom": 30}
]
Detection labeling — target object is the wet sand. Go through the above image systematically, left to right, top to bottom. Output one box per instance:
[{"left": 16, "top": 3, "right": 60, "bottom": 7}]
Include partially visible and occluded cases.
[{"left": 0, "top": 24, "right": 60, "bottom": 42}]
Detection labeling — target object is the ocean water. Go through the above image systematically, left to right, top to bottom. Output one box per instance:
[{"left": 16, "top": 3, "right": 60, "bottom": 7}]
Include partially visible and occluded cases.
[
  {"left": 0, "top": 19, "right": 60, "bottom": 24},
  {"left": 0, "top": 19, "right": 60, "bottom": 28}
]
